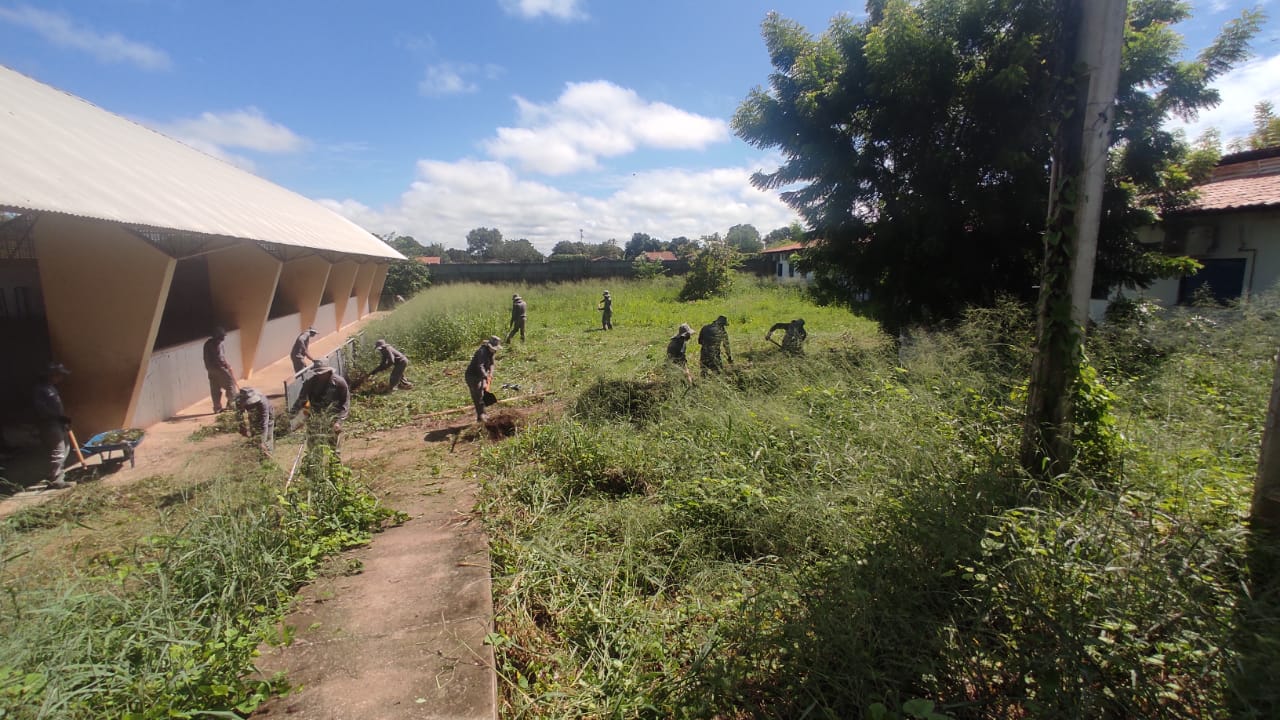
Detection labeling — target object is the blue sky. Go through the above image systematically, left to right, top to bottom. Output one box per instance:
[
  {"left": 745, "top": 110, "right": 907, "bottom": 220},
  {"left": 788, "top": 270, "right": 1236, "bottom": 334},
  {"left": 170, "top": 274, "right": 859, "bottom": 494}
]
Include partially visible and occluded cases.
[{"left": 1, "top": 1, "right": 1277, "bottom": 252}]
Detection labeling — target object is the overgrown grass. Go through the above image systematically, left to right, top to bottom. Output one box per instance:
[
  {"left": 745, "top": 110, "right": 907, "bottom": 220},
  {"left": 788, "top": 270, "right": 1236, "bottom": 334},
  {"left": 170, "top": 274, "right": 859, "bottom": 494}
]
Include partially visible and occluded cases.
[
  {"left": 468, "top": 279, "right": 1280, "bottom": 719},
  {"left": 0, "top": 445, "right": 400, "bottom": 718}
]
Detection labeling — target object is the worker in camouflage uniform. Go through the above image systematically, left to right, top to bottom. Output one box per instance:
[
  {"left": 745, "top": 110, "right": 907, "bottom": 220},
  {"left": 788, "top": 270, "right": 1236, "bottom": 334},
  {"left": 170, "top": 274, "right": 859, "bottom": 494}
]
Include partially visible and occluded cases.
[
  {"left": 598, "top": 290, "right": 613, "bottom": 330},
  {"left": 505, "top": 294, "right": 527, "bottom": 344},
  {"left": 697, "top": 315, "right": 733, "bottom": 376},
  {"left": 766, "top": 318, "right": 808, "bottom": 355},
  {"left": 666, "top": 323, "right": 694, "bottom": 382},
  {"left": 203, "top": 327, "right": 238, "bottom": 413},
  {"left": 290, "top": 327, "right": 319, "bottom": 373},
  {"left": 465, "top": 336, "right": 501, "bottom": 423},
  {"left": 370, "top": 339, "right": 413, "bottom": 391},
  {"left": 290, "top": 360, "right": 350, "bottom": 446},
  {"left": 32, "top": 362, "right": 74, "bottom": 489},
  {"left": 235, "top": 386, "right": 274, "bottom": 453}
]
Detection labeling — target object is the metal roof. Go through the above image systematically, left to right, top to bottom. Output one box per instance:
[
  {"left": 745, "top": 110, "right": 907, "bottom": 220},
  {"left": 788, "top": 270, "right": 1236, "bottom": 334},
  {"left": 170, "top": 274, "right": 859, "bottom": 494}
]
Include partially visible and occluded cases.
[{"left": 0, "top": 65, "right": 402, "bottom": 260}]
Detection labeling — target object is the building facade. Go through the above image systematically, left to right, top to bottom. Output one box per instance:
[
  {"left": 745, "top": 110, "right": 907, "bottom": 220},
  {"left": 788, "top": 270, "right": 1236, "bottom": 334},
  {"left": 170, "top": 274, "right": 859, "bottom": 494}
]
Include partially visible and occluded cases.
[{"left": 0, "top": 66, "right": 400, "bottom": 437}]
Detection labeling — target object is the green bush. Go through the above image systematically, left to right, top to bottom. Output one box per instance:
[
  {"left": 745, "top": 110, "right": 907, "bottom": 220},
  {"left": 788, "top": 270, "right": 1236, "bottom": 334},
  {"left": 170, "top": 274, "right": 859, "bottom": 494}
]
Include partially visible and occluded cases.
[{"left": 678, "top": 237, "right": 739, "bottom": 301}]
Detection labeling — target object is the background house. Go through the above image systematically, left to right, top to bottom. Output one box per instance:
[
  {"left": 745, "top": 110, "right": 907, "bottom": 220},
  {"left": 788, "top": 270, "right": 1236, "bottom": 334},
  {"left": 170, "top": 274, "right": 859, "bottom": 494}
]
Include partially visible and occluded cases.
[
  {"left": 1136, "top": 146, "right": 1280, "bottom": 306},
  {"left": 760, "top": 242, "right": 813, "bottom": 284}
]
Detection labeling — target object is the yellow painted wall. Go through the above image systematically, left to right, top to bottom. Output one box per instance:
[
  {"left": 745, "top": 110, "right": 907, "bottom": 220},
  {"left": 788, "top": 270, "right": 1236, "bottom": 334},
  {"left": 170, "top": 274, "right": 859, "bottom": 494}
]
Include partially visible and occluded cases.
[
  {"left": 33, "top": 216, "right": 175, "bottom": 435},
  {"left": 207, "top": 243, "right": 281, "bottom": 379},
  {"left": 277, "top": 255, "right": 330, "bottom": 331},
  {"left": 326, "top": 260, "right": 359, "bottom": 328},
  {"left": 352, "top": 262, "right": 376, "bottom": 317},
  {"left": 368, "top": 263, "right": 389, "bottom": 312}
]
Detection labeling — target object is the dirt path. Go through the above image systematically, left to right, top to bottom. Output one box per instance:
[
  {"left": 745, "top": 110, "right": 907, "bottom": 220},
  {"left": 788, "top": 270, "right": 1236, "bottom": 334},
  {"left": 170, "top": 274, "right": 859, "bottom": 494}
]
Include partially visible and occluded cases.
[{"left": 251, "top": 418, "right": 502, "bottom": 719}]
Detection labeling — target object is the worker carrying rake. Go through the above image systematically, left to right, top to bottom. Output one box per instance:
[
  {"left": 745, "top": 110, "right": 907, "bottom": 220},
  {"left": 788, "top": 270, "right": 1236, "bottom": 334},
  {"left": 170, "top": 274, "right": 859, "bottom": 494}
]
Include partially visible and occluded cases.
[{"left": 766, "top": 318, "right": 808, "bottom": 355}]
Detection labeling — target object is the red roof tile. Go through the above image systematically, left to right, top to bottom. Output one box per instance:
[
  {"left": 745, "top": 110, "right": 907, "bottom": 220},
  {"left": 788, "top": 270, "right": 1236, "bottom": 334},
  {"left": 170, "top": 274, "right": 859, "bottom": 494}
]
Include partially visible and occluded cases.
[
  {"left": 1183, "top": 173, "right": 1280, "bottom": 213},
  {"left": 762, "top": 242, "right": 805, "bottom": 254},
  {"left": 642, "top": 250, "right": 677, "bottom": 262},
  {"left": 415, "top": 256, "right": 442, "bottom": 265}
]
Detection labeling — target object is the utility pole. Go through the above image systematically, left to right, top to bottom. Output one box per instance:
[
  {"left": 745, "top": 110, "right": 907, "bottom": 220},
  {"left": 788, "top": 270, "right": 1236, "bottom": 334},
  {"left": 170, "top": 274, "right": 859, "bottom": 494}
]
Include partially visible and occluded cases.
[{"left": 1021, "top": 0, "right": 1127, "bottom": 476}]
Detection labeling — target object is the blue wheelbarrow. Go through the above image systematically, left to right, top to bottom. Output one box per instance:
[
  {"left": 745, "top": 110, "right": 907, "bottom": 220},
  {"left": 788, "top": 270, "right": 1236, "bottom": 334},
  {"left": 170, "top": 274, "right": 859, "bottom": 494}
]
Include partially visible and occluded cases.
[{"left": 76, "top": 428, "right": 145, "bottom": 468}]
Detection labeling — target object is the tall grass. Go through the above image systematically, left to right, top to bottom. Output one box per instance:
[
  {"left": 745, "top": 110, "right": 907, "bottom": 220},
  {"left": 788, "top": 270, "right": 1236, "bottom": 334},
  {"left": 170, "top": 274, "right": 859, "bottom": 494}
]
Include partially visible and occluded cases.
[
  {"left": 470, "top": 279, "right": 1280, "bottom": 718},
  {"left": 0, "top": 446, "right": 398, "bottom": 718}
]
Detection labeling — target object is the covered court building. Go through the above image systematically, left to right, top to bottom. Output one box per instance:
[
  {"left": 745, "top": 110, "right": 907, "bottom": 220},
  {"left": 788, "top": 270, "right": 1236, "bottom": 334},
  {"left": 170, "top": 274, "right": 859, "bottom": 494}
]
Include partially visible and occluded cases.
[{"left": 0, "top": 66, "right": 402, "bottom": 438}]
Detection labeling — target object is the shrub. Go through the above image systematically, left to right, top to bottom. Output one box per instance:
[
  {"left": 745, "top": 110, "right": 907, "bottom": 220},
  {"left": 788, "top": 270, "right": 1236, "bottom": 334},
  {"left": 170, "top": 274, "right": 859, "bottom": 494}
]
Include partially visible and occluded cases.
[{"left": 679, "top": 236, "right": 739, "bottom": 301}]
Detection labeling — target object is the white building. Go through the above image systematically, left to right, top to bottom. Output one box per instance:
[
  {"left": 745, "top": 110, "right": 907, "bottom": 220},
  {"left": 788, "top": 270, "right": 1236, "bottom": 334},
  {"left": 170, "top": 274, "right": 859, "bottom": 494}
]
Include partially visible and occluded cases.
[
  {"left": 0, "top": 66, "right": 401, "bottom": 436},
  {"left": 1136, "top": 147, "right": 1280, "bottom": 306}
]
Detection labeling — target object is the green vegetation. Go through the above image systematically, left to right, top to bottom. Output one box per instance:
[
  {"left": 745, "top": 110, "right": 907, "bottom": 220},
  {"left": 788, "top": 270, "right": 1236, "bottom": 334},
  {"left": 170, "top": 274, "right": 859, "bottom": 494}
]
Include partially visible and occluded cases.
[
  {"left": 735, "top": 1, "right": 1261, "bottom": 330},
  {"left": 5, "top": 277, "right": 1278, "bottom": 718},
  {"left": 379, "top": 279, "right": 1275, "bottom": 718},
  {"left": 0, "top": 446, "right": 400, "bottom": 718}
]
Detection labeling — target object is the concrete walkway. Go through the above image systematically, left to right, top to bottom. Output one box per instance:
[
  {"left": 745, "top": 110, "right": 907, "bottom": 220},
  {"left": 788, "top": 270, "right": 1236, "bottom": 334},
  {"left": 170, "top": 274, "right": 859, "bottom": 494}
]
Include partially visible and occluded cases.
[{"left": 252, "top": 425, "right": 497, "bottom": 719}]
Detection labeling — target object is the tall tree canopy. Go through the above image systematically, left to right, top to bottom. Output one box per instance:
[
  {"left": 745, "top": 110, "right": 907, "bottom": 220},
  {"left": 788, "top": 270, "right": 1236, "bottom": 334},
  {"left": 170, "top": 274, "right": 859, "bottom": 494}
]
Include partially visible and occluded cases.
[
  {"left": 734, "top": 0, "right": 1260, "bottom": 330},
  {"left": 1227, "top": 100, "right": 1280, "bottom": 151},
  {"left": 725, "top": 223, "right": 764, "bottom": 253},
  {"left": 466, "top": 227, "right": 504, "bottom": 258},
  {"left": 624, "top": 233, "right": 664, "bottom": 259},
  {"left": 386, "top": 234, "right": 428, "bottom": 258},
  {"left": 492, "top": 238, "right": 546, "bottom": 263}
]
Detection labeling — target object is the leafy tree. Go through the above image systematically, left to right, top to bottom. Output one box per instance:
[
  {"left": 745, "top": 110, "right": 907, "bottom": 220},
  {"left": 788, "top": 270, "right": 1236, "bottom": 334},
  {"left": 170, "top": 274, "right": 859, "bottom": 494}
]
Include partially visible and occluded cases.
[
  {"left": 734, "top": 1, "right": 1261, "bottom": 331},
  {"left": 1227, "top": 100, "right": 1280, "bottom": 151},
  {"left": 725, "top": 223, "right": 764, "bottom": 253},
  {"left": 763, "top": 223, "right": 805, "bottom": 247},
  {"left": 466, "top": 227, "right": 504, "bottom": 258},
  {"left": 624, "top": 233, "right": 664, "bottom": 259},
  {"left": 385, "top": 234, "right": 428, "bottom": 258},
  {"left": 678, "top": 235, "right": 739, "bottom": 301},
  {"left": 667, "top": 236, "right": 696, "bottom": 256},
  {"left": 492, "top": 238, "right": 546, "bottom": 263},
  {"left": 551, "top": 240, "right": 587, "bottom": 256},
  {"left": 593, "top": 240, "right": 625, "bottom": 260},
  {"left": 420, "top": 242, "right": 449, "bottom": 259},
  {"left": 445, "top": 247, "right": 473, "bottom": 264},
  {"left": 632, "top": 255, "right": 668, "bottom": 279},
  {"left": 381, "top": 260, "right": 431, "bottom": 301}
]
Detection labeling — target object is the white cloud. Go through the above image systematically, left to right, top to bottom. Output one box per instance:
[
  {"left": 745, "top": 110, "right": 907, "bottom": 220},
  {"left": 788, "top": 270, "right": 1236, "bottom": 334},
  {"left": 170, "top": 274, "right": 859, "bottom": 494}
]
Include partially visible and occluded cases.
[
  {"left": 499, "top": 0, "right": 586, "bottom": 21},
  {"left": 0, "top": 5, "right": 170, "bottom": 70},
  {"left": 1166, "top": 51, "right": 1280, "bottom": 141},
  {"left": 419, "top": 62, "right": 502, "bottom": 96},
  {"left": 420, "top": 64, "right": 476, "bottom": 96},
  {"left": 484, "top": 81, "right": 730, "bottom": 174},
  {"left": 156, "top": 108, "right": 308, "bottom": 154},
  {"left": 318, "top": 157, "right": 799, "bottom": 252}
]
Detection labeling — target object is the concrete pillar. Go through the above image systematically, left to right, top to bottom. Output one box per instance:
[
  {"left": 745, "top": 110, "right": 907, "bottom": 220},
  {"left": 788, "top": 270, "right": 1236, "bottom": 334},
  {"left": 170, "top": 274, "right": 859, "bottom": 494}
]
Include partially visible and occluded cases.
[
  {"left": 33, "top": 216, "right": 175, "bottom": 436},
  {"left": 207, "top": 244, "right": 282, "bottom": 380},
  {"left": 277, "top": 255, "right": 330, "bottom": 332},
  {"left": 326, "top": 260, "right": 359, "bottom": 329},
  {"left": 352, "top": 262, "right": 376, "bottom": 318},
  {"left": 368, "top": 263, "right": 389, "bottom": 313}
]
